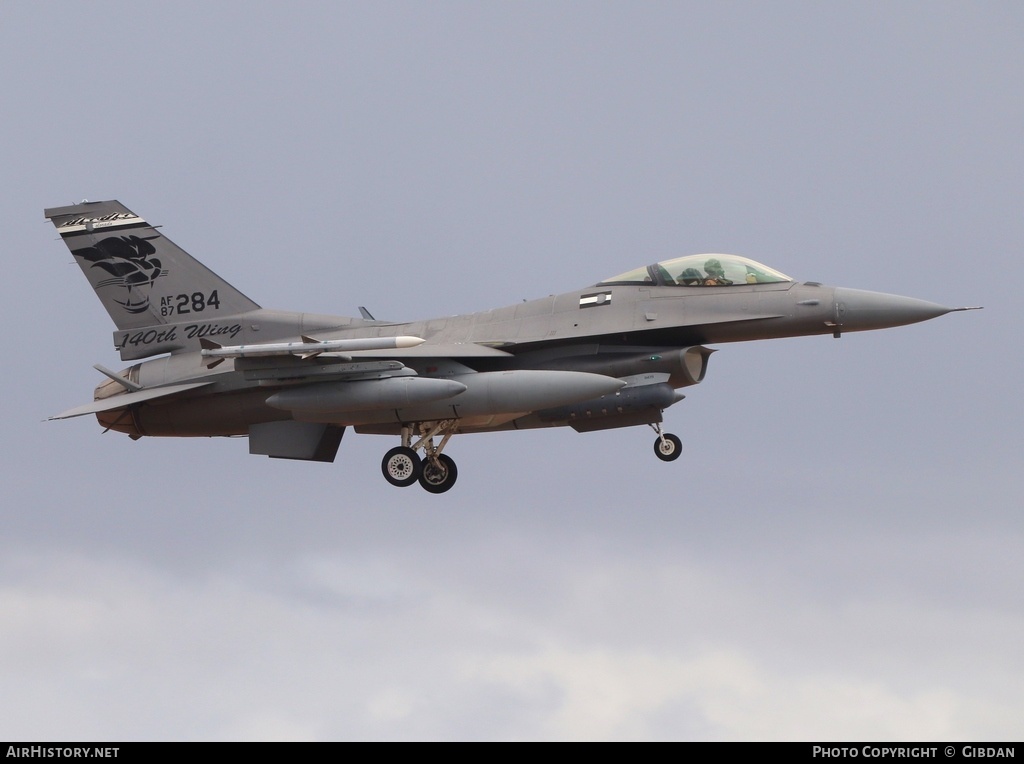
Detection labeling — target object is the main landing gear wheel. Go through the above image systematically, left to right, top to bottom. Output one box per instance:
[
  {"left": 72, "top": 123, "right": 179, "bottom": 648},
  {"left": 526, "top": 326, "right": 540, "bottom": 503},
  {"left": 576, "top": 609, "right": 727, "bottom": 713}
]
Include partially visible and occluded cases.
[
  {"left": 653, "top": 433, "right": 682, "bottom": 462},
  {"left": 382, "top": 446, "right": 422, "bottom": 487},
  {"left": 419, "top": 454, "right": 458, "bottom": 494}
]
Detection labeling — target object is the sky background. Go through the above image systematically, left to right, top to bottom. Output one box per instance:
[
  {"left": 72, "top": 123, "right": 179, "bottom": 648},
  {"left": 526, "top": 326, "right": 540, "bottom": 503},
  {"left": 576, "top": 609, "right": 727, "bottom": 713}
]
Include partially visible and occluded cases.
[{"left": 1, "top": 0, "right": 1021, "bottom": 741}]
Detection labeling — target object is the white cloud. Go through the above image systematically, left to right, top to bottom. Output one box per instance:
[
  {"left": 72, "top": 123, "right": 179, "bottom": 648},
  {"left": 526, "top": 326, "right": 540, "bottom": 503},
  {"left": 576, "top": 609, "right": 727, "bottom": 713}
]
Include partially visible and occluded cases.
[{"left": 1, "top": 549, "right": 1020, "bottom": 740}]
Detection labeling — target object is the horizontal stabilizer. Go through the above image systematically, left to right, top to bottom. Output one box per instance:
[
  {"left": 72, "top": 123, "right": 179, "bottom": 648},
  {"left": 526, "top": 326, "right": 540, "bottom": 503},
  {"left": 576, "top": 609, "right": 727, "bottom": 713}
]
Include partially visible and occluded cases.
[{"left": 50, "top": 381, "right": 212, "bottom": 420}]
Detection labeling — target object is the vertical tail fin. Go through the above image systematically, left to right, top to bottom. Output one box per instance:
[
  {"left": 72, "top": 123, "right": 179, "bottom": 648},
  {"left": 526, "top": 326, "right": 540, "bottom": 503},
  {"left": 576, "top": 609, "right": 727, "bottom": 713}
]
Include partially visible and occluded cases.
[{"left": 45, "top": 200, "right": 260, "bottom": 331}]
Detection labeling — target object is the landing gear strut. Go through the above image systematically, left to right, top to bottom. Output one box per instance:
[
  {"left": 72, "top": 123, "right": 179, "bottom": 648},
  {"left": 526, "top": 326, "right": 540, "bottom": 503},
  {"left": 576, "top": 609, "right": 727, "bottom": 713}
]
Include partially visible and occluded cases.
[
  {"left": 379, "top": 420, "right": 459, "bottom": 493},
  {"left": 650, "top": 423, "right": 682, "bottom": 462}
]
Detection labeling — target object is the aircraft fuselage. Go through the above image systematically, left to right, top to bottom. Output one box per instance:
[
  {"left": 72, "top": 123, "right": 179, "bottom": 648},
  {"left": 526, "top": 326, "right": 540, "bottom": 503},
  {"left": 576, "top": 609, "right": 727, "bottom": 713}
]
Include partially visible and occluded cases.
[{"left": 94, "top": 278, "right": 951, "bottom": 438}]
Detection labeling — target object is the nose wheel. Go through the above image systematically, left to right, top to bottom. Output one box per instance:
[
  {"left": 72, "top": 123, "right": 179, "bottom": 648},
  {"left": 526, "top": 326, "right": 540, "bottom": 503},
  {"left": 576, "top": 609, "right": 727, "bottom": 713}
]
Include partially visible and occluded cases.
[
  {"left": 380, "top": 420, "right": 459, "bottom": 493},
  {"left": 650, "top": 424, "right": 682, "bottom": 462}
]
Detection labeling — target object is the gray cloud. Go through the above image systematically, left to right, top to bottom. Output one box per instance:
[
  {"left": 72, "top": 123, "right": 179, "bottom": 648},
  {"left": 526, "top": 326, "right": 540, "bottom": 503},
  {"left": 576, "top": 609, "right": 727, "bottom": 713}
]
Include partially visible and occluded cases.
[{"left": 1, "top": 0, "right": 1020, "bottom": 741}]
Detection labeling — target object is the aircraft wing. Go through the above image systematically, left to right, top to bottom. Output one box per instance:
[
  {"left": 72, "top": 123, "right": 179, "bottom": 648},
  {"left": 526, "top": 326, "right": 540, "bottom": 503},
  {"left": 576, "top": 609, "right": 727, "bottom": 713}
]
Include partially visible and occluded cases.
[{"left": 50, "top": 381, "right": 214, "bottom": 419}]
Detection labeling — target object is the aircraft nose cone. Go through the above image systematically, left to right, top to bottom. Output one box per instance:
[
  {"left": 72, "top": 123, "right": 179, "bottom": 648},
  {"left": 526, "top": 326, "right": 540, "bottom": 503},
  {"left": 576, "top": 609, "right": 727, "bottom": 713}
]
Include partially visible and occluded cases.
[{"left": 833, "top": 287, "right": 952, "bottom": 332}]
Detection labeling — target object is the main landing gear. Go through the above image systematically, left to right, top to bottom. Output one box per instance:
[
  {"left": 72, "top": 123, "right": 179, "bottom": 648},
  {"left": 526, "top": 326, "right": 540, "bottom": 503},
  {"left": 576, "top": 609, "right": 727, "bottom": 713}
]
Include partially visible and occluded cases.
[
  {"left": 380, "top": 420, "right": 459, "bottom": 493},
  {"left": 650, "top": 423, "right": 682, "bottom": 462}
]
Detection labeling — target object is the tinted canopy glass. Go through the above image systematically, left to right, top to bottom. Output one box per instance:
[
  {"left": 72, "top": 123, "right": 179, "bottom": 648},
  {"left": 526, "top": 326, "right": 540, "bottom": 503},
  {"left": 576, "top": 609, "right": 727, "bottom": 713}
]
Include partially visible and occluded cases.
[{"left": 599, "top": 254, "right": 792, "bottom": 287}]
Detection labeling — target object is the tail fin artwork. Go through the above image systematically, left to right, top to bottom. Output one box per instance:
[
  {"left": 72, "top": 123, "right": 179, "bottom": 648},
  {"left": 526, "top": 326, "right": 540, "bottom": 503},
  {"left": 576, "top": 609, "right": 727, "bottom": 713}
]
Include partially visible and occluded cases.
[{"left": 45, "top": 200, "right": 260, "bottom": 332}]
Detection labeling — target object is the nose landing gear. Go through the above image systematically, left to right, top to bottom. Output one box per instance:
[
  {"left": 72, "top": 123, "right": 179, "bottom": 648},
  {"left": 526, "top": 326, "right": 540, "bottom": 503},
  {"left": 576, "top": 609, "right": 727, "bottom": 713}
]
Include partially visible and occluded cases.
[{"left": 650, "top": 423, "right": 682, "bottom": 462}]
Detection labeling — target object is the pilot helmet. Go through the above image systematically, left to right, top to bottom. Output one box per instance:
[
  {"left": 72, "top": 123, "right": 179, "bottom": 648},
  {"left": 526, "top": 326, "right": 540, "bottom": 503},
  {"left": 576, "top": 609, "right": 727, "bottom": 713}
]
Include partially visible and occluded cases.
[
  {"left": 704, "top": 258, "right": 725, "bottom": 278},
  {"left": 679, "top": 267, "right": 702, "bottom": 284}
]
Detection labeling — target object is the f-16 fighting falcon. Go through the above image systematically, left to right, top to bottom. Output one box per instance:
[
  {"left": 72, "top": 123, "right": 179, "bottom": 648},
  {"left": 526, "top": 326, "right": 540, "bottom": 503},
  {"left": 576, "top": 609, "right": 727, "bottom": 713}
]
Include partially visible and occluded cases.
[{"left": 47, "top": 200, "right": 978, "bottom": 493}]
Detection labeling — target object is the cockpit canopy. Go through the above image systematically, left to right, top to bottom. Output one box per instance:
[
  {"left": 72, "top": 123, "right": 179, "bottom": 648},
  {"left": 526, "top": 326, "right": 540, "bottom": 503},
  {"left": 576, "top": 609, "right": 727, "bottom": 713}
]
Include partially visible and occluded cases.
[{"left": 598, "top": 254, "right": 792, "bottom": 288}]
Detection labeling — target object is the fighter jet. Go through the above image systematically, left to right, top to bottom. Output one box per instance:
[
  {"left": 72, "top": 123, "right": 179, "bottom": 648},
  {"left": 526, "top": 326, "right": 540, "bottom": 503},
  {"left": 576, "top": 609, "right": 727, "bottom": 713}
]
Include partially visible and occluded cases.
[{"left": 46, "top": 200, "right": 977, "bottom": 493}]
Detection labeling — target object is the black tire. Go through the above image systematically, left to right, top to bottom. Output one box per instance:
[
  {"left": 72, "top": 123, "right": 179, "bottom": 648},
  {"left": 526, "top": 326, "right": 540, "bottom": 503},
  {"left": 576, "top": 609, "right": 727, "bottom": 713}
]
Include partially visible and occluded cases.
[
  {"left": 653, "top": 433, "right": 682, "bottom": 462},
  {"left": 382, "top": 446, "right": 422, "bottom": 487},
  {"left": 419, "top": 454, "right": 458, "bottom": 493}
]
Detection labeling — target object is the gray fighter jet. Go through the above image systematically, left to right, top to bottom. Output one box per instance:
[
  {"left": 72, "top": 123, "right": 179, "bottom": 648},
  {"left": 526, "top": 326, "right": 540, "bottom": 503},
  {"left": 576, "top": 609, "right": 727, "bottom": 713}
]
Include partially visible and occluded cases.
[{"left": 47, "top": 200, "right": 978, "bottom": 493}]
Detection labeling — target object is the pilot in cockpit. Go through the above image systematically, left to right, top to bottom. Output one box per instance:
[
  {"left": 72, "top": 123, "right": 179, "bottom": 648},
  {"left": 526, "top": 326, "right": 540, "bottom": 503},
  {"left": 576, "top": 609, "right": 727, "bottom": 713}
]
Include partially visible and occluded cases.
[
  {"left": 701, "top": 258, "right": 733, "bottom": 286},
  {"left": 678, "top": 267, "right": 703, "bottom": 286}
]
